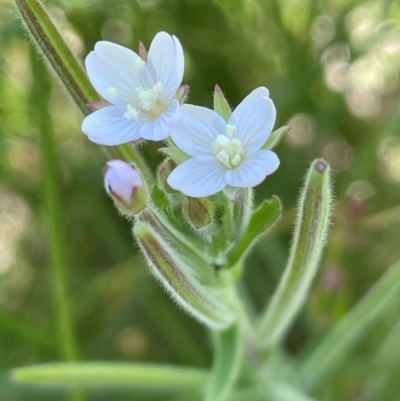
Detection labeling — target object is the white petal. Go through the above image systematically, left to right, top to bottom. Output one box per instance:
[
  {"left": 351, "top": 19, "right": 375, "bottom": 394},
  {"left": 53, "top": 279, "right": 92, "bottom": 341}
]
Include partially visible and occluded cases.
[
  {"left": 147, "top": 32, "right": 184, "bottom": 102},
  {"left": 86, "top": 42, "right": 153, "bottom": 105},
  {"left": 229, "top": 87, "right": 276, "bottom": 154},
  {"left": 139, "top": 99, "right": 180, "bottom": 141},
  {"left": 171, "top": 105, "right": 226, "bottom": 157},
  {"left": 82, "top": 106, "right": 142, "bottom": 145},
  {"left": 224, "top": 149, "right": 280, "bottom": 187},
  {"left": 167, "top": 156, "right": 226, "bottom": 197}
]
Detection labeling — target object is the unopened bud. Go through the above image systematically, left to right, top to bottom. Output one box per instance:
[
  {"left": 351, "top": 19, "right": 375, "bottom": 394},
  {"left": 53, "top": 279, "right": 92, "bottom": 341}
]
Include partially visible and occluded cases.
[
  {"left": 157, "top": 158, "right": 178, "bottom": 194},
  {"left": 104, "top": 160, "right": 148, "bottom": 215},
  {"left": 182, "top": 196, "right": 213, "bottom": 229}
]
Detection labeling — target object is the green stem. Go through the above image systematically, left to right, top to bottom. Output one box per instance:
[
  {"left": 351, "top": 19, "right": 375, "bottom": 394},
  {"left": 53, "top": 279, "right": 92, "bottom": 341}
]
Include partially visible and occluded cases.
[{"left": 206, "top": 323, "right": 242, "bottom": 401}]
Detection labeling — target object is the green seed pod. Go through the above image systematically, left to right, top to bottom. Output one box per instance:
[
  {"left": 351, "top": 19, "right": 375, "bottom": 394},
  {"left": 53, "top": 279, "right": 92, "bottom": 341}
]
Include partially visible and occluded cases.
[{"left": 182, "top": 196, "right": 214, "bottom": 229}]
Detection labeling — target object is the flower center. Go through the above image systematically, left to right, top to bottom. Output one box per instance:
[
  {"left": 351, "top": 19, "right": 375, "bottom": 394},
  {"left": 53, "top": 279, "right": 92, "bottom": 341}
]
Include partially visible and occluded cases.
[
  {"left": 123, "top": 82, "right": 165, "bottom": 120},
  {"left": 136, "top": 82, "right": 163, "bottom": 111},
  {"left": 212, "top": 130, "right": 244, "bottom": 169}
]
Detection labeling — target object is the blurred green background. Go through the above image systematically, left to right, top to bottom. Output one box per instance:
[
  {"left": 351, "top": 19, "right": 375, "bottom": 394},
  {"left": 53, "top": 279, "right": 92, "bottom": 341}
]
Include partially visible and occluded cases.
[{"left": 1, "top": 0, "right": 400, "bottom": 399}]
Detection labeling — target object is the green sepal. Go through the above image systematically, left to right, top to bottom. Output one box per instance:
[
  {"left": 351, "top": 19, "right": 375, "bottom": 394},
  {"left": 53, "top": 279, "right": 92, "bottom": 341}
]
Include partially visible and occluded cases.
[
  {"left": 213, "top": 84, "right": 232, "bottom": 122},
  {"left": 262, "top": 126, "right": 290, "bottom": 150},
  {"left": 158, "top": 147, "right": 191, "bottom": 164},
  {"left": 224, "top": 196, "right": 282, "bottom": 270},
  {"left": 206, "top": 323, "right": 242, "bottom": 401}
]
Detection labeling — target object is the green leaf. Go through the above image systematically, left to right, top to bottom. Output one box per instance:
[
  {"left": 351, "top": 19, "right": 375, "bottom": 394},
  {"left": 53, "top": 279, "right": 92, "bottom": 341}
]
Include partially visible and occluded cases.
[
  {"left": 213, "top": 85, "right": 232, "bottom": 122},
  {"left": 262, "top": 126, "right": 290, "bottom": 150},
  {"left": 158, "top": 147, "right": 191, "bottom": 164},
  {"left": 257, "top": 159, "right": 332, "bottom": 349},
  {"left": 224, "top": 196, "right": 282, "bottom": 270},
  {"left": 298, "top": 257, "right": 400, "bottom": 391},
  {"left": 206, "top": 324, "right": 242, "bottom": 401},
  {"left": 12, "top": 363, "right": 208, "bottom": 390}
]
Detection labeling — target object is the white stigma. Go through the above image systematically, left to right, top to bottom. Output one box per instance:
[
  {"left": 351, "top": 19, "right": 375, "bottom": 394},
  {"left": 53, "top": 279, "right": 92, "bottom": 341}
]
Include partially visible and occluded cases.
[
  {"left": 134, "top": 58, "right": 146, "bottom": 69},
  {"left": 136, "top": 82, "right": 163, "bottom": 111},
  {"left": 106, "top": 87, "right": 118, "bottom": 99},
  {"left": 124, "top": 104, "right": 139, "bottom": 120},
  {"left": 212, "top": 134, "right": 244, "bottom": 169}
]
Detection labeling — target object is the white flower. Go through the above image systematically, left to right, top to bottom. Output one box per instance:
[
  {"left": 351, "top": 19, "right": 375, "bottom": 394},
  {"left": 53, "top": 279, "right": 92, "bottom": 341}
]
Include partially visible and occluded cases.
[
  {"left": 82, "top": 32, "right": 184, "bottom": 145},
  {"left": 167, "top": 87, "right": 280, "bottom": 197}
]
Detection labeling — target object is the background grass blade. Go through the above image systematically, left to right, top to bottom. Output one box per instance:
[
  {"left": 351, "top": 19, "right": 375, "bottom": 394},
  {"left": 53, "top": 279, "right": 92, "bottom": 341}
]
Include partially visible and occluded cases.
[{"left": 299, "top": 258, "right": 400, "bottom": 391}]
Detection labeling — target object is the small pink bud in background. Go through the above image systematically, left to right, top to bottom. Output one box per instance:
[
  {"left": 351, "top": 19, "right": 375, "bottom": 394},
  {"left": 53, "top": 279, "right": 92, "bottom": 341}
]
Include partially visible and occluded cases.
[
  {"left": 104, "top": 160, "right": 148, "bottom": 215},
  {"left": 322, "top": 266, "right": 345, "bottom": 293}
]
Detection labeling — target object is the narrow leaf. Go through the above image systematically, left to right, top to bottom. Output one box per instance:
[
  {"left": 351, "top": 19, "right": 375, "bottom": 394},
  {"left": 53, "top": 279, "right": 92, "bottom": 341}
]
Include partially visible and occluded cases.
[
  {"left": 213, "top": 85, "right": 232, "bottom": 122},
  {"left": 257, "top": 159, "right": 332, "bottom": 349},
  {"left": 225, "top": 196, "right": 281, "bottom": 269},
  {"left": 298, "top": 258, "right": 400, "bottom": 391},
  {"left": 206, "top": 324, "right": 242, "bottom": 401},
  {"left": 12, "top": 363, "right": 208, "bottom": 390}
]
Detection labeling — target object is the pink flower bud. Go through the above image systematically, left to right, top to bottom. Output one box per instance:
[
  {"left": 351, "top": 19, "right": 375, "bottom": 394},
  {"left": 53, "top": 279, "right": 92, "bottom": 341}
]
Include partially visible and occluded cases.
[{"left": 104, "top": 160, "right": 147, "bottom": 214}]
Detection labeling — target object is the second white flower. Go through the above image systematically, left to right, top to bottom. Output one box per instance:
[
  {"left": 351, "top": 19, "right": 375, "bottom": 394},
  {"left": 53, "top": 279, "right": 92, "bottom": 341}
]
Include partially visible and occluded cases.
[{"left": 167, "top": 87, "right": 280, "bottom": 197}]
